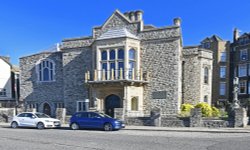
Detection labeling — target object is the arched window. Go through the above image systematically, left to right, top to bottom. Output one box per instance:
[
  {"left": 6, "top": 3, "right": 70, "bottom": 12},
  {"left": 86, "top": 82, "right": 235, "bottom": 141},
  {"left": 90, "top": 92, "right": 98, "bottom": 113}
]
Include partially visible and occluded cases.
[
  {"left": 118, "top": 49, "right": 124, "bottom": 59},
  {"left": 129, "top": 49, "right": 136, "bottom": 60},
  {"left": 129, "top": 49, "right": 136, "bottom": 79},
  {"left": 110, "top": 50, "right": 115, "bottom": 60},
  {"left": 101, "top": 51, "right": 107, "bottom": 60},
  {"left": 37, "top": 59, "right": 55, "bottom": 82},
  {"left": 204, "top": 67, "right": 209, "bottom": 84},
  {"left": 204, "top": 95, "right": 208, "bottom": 103},
  {"left": 131, "top": 97, "right": 138, "bottom": 111}
]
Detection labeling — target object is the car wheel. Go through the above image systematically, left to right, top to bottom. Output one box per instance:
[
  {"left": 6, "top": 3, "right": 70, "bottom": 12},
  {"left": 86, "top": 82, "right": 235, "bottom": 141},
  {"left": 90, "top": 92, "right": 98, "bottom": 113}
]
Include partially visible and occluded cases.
[
  {"left": 11, "top": 122, "right": 18, "bottom": 128},
  {"left": 37, "top": 122, "right": 45, "bottom": 129},
  {"left": 70, "top": 123, "right": 79, "bottom": 130},
  {"left": 103, "top": 123, "right": 113, "bottom": 131}
]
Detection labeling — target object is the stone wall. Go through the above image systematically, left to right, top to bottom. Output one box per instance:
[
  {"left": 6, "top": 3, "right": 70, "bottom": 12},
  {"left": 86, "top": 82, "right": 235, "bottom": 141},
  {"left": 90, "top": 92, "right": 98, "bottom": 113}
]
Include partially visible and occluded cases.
[
  {"left": 141, "top": 39, "right": 181, "bottom": 115},
  {"left": 183, "top": 47, "right": 213, "bottom": 105},
  {"left": 62, "top": 48, "right": 92, "bottom": 115},
  {"left": 20, "top": 52, "right": 64, "bottom": 116},
  {"left": 0, "top": 108, "right": 15, "bottom": 123}
]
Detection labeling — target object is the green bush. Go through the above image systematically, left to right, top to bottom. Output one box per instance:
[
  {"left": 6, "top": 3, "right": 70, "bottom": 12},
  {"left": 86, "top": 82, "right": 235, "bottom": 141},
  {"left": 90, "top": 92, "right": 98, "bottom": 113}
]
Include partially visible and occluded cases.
[
  {"left": 195, "top": 102, "right": 213, "bottom": 117},
  {"left": 180, "top": 103, "right": 194, "bottom": 117},
  {"left": 211, "top": 106, "right": 221, "bottom": 117}
]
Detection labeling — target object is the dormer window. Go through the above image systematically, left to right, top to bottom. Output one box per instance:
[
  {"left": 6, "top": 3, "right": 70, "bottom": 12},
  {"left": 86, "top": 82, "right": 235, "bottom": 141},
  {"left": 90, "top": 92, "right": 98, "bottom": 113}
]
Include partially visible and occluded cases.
[{"left": 36, "top": 59, "right": 55, "bottom": 82}]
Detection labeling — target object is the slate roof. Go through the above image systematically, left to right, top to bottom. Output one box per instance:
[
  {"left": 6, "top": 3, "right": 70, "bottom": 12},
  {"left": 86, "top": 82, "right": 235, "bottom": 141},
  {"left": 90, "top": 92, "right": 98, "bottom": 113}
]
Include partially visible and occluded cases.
[
  {"left": 96, "top": 28, "right": 139, "bottom": 40},
  {"left": 201, "top": 35, "right": 223, "bottom": 43}
]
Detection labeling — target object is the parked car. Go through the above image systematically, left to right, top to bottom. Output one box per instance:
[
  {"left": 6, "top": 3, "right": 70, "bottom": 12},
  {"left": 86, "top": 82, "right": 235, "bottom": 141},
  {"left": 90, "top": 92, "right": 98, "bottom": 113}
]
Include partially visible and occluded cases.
[
  {"left": 69, "top": 111, "right": 125, "bottom": 131},
  {"left": 11, "top": 112, "right": 61, "bottom": 129}
]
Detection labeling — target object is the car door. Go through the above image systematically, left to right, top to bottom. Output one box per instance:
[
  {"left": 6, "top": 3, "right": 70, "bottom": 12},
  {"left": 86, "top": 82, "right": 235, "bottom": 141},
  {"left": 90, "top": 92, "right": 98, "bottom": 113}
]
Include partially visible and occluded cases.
[
  {"left": 77, "top": 112, "right": 89, "bottom": 128},
  {"left": 88, "top": 112, "right": 103, "bottom": 128},
  {"left": 16, "top": 113, "right": 27, "bottom": 126},
  {"left": 22, "top": 113, "right": 36, "bottom": 127},
  {"left": 24, "top": 113, "right": 37, "bottom": 127}
]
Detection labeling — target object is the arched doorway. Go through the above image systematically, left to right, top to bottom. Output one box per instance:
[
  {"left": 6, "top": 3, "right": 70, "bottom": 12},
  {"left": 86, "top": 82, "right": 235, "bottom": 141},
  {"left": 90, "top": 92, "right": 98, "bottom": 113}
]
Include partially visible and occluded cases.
[
  {"left": 105, "top": 94, "right": 122, "bottom": 118},
  {"left": 43, "top": 103, "right": 51, "bottom": 116}
]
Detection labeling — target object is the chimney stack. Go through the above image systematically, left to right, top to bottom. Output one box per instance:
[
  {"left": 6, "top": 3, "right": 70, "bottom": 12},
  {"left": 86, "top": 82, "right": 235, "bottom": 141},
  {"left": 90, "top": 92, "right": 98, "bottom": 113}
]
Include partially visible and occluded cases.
[
  {"left": 135, "top": 10, "right": 143, "bottom": 21},
  {"left": 129, "top": 11, "right": 135, "bottom": 21},
  {"left": 124, "top": 12, "right": 129, "bottom": 19},
  {"left": 173, "top": 18, "right": 181, "bottom": 26},
  {"left": 233, "top": 28, "right": 240, "bottom": 42}
]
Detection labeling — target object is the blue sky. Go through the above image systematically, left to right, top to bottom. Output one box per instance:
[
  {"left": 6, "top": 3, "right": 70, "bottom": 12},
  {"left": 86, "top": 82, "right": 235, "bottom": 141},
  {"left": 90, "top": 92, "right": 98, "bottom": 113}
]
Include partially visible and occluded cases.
[{"left": 1, "top": 0, "right": 250, "bottom": 65}]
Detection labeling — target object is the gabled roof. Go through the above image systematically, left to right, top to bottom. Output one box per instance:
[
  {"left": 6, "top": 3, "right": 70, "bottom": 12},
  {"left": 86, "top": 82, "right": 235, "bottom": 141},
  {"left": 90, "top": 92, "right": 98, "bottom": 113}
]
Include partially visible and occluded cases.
[
  {"left": 102, "top": 9, "right": 131, "bottom": 29},
  {"left": 96, "top": 28, "right": 139, "bottom": 40},
  {"left": 239, "top": 33, "right": 250, "bottom": 39},
  {"left": 201, "top": 35, "right": 223, "bottom": 43},
  {"left": 0, "top": 56, "right": 11, "bottom": 66}
]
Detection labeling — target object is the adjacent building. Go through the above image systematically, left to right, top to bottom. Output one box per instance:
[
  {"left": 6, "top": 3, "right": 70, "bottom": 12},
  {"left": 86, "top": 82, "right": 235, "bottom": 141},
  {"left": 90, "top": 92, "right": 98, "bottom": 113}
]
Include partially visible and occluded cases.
[
  {"left": 20, "top": 10, "right": 213, "bottom": 118},
  {"left": 230, "top": 29, "right": 250, "bottom": 109},
  {"left": 200, "top": 35, "right": 230, "bottom": 106},
  {"left": 0, "top": 56, "right": 20, "bottom": 108}
]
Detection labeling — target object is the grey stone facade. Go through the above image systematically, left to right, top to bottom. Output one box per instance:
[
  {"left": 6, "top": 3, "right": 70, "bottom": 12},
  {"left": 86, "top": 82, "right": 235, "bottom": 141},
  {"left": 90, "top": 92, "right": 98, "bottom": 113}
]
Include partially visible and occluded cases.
[{"left": 20, "top": 9, "right": 212, "bottom": 120}]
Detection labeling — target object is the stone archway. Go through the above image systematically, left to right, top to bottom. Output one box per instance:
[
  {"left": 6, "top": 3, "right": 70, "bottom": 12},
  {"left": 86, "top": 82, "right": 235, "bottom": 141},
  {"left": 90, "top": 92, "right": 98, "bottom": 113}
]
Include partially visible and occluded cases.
[
  {"left": 105, "top": 94, "right": 122, "bottom": 118},
  {"left": 43, "top": 103, "right": 51, "bottom": 116}
]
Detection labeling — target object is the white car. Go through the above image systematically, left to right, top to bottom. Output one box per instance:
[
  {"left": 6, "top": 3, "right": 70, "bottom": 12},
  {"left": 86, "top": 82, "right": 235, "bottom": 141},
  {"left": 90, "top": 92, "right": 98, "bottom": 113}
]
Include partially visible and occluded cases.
[{"left": 11, "top": 112, "right": 61, "bottom": 129}]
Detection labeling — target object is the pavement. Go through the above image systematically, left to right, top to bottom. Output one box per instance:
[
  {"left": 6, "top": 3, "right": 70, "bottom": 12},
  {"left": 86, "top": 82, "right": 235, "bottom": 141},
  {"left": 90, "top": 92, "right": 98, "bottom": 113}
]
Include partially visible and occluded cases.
[{"left": 1, "top": 122, "right": 250, "bottom": 133}]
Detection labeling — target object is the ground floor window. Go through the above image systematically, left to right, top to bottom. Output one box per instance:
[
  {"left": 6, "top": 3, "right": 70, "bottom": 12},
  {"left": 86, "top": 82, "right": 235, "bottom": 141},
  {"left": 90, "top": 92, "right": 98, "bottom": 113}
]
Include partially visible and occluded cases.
[
  {"left": 204, "top": 95, "right": 208, "bottom": 103},
  {"left": 77, "top": 101, "right": 89, "bottom": 112},
  {"left": 54, "top": 102, "right": 64, "bottom": 110},
  {"left": 28, "top": 103, "right": 38, "bottom": 110}
]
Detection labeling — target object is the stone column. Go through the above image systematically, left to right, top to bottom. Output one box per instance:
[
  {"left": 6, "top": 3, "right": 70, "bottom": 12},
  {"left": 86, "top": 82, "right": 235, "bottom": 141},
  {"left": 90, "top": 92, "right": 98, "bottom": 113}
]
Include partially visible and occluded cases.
[
  {"left": 56, "top": 108, "right": 66, "bottom": 124},
  {"left": 190, "top": 108, "right": 202, "bottom": 127},
  {"left": 232, "top": 108, "right": 248, "bottom": 127}
]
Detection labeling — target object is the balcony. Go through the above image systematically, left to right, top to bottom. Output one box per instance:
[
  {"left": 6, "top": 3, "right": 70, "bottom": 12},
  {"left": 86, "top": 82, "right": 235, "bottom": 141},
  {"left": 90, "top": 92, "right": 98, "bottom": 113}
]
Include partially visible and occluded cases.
[{"left": 85, "top": 68, "right": 148, "bottom": 85}]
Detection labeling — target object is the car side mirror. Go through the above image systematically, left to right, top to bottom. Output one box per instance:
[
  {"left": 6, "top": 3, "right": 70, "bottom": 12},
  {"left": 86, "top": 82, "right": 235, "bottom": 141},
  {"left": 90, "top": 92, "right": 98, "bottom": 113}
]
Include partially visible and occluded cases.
[{"left": 31, "top": 116, "right": 36, "bottom": 119}]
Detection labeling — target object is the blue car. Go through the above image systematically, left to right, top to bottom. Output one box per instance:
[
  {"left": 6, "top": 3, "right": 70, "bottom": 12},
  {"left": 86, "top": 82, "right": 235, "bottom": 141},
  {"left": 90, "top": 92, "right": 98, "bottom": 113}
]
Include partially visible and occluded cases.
[{"left": 69, "top": 111, "right": 125, "bottom": 131}]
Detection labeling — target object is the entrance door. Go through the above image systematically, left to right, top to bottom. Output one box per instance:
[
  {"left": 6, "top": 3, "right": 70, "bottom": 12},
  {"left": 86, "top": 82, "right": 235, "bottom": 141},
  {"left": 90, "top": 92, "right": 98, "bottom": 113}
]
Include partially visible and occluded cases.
[
  {"left": 105, "top": 94, "right": 121, "bottom": 118},
  {"left": 43, "top": 103, "right": 51, "bottom": 116}
]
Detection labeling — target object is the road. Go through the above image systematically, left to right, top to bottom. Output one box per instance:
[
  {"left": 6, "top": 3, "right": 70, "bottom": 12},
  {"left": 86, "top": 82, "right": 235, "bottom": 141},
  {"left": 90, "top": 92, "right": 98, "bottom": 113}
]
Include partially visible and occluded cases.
[{"left": 0, "top": 127, "right": 250, "bottom": 150}]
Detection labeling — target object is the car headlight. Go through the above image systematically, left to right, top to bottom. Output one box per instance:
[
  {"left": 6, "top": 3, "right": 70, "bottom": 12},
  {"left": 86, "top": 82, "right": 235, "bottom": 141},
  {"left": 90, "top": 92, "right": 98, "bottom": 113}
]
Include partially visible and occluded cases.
[{"left": 114, "top": 121, "right": 120, "bottom": 124}]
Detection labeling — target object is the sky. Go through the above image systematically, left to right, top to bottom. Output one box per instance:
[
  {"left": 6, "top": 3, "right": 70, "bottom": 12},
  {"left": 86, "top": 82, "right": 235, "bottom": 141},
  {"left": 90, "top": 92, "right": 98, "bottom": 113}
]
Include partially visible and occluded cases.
[{"left": 1, "top": 0, "right": 250, "bottom": 65}]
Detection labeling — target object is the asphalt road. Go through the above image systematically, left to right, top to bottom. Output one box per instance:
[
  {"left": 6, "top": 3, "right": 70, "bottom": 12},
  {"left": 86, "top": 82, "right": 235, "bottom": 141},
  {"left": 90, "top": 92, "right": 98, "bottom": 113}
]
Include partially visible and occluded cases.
[{"left": 1, "top": 127, "right": 250, "bottom": 150}]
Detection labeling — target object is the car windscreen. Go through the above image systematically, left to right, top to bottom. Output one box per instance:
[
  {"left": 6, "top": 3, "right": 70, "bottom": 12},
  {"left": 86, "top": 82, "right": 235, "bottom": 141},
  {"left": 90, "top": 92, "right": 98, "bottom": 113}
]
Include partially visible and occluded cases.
[{"left": 35, "top": 113, "right": 51, "bottom": 118}]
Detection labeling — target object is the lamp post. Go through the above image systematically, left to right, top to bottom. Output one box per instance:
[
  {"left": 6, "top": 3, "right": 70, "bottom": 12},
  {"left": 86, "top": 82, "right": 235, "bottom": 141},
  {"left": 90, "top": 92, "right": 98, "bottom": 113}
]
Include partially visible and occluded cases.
[{"left": 232, "top": 77, "right": 240, "bottom": 109}]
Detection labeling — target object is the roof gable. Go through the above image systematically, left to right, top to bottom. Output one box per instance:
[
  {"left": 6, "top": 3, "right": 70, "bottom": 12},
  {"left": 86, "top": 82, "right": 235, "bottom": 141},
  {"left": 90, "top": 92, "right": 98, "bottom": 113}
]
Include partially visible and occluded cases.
[{"left": 102, "top": 10, "right": 131, "bottom": 30}]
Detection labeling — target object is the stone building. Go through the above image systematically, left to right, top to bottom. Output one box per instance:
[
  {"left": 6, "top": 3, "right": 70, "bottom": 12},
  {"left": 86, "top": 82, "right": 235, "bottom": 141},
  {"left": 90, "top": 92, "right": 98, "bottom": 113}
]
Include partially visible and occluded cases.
[
  {"left": 20, "top": 10, "right": 213, "bottom": 118},
  {"left": 230, "top": 29, "right": 250, "bottom": 108},
  {"left": 200, "top": 35, "right": 230, "bottom": 106},
  {"left": 182, "top": 46, "right": 213, "bottom": 105},
  {"left": 0, "top": 56, "right": 20, "bottom": 108}
]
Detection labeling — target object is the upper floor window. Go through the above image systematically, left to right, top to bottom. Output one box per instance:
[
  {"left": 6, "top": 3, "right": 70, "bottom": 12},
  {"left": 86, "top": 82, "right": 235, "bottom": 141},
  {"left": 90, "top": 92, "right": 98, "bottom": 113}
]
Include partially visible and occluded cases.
[
  {"left": 202, "top": 42, "right": 211, "bottom": 49},
  {"left": 118, "top": 49, "right": 124, "bottom": 59},
  {"left": 129, "top": 49, "right": 136, "bottom": 79},
  {"left": 240, "top": 49, "right": 248, "bottom": 61},
  {"left": 110, "top": 50, "right": 115, "bottom": 60},
  {"left": 101, "top": 51, "right": 107, "bottom": 60},
  {"left": 220, "top": 52, "right": 226, "bottom": 62},
  {"left": 37, "top": 59, "right": 55, "bottom": 82},
  {"left": 238, "top": 64, "right": 247, "bottom": 77},
  {"left": 220, "top": 66, "right": 226, "bottom": 78},
  {"left": 204, "top": 67, "right": 209, "bottom": 84},
  {"left": 239, "top": 81, "right": 247, "bottom": 94},
  {"left": 219, "top": 82, "right": 226, "bottom": 96},
  {"left": 0, "top": 88, "right": 6, "bottom": 97}
]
